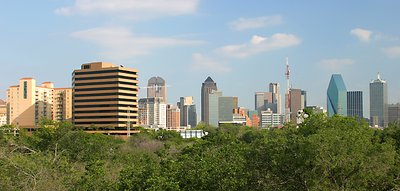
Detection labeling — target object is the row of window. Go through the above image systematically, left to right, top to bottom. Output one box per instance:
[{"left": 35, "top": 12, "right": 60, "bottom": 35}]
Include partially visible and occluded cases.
[
  {"left": 74, "top": 69, "right": 137, "bottom": 76},
  {"left": 73, "top": 75, "right": 137, "bottom": 81},
  {"left": 74, "top": 81, "right": 137, "bottom": 87},
  {"left": 74, "top": 86, "right": 138, "bottom": 92},
  {"left": 74, "top": 92, "right": 137, "bottom": 97},
  {"left": 74, "top": 98, "right": 136, "bottom": 103},
  {"left": 74, "top": 104, "right": 137, "bottom": 108},
  {"left": 74, "top": 110, "right": 138, "bottom": 114},
  {"left": 74, "top": 116, "right": 138, "bottom": 119},
  {"left": 74, "top": 121, "right": 137, "bottom": 125}
]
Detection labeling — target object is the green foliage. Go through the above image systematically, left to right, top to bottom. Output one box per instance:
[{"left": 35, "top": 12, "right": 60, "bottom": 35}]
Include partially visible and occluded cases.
[{"left": 1, "top": 116, "right": 400, "bottom": 190}]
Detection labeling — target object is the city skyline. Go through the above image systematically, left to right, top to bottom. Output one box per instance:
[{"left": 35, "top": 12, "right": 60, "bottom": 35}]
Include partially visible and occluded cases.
[{"left": 1, "top": 1, "right": 400, "bottom": 118}]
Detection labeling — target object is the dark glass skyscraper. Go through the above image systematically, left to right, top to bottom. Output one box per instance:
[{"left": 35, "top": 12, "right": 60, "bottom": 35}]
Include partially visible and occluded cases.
[
  {"left": 370, "top": 73, "right": 388, "bottom": 127},
  {"left": 327, "top": 74, "right": 347, "bottom": 116},
  {"left": 201, "top": 77, "right": 217, "bottom": 125},
  {"left": 347, "top": 91, "right": 363, "bottom": 119}
]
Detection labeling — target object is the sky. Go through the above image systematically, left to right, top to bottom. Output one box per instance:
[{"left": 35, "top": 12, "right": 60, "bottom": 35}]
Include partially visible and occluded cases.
[{"left": 1, "top": 0, "right": 400, "bottom": 118}]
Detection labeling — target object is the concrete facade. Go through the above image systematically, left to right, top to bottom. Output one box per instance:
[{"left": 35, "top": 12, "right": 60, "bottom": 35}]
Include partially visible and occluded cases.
[{"left": 72, "top": 62, "right": 139, "bottom": 129}]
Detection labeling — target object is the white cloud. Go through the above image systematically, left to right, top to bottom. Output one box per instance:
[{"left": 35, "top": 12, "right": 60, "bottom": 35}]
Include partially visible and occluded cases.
[
  {"left": 55, "top": 0, "right": 199, "bottom": 19},
  {"left": 229, "top": 16, "right": 283, "bottom": 31},
  {"left": 71, "top": 27, "right": 205, "bottom": 59},
  {"left": 350, "top": 28, "right": 373, "bottom": 42},
  {"left": 218, "top": 33, "right": 301, "bottom": 58},
  {"left": 383, "top": 46, "right": 400, "bottom": 58},
  {"left": 191, "top": 53, "right": 231, "bottom": 73},
  {"left": 319, "top": 58, "right": 355, "bottom": 71}
]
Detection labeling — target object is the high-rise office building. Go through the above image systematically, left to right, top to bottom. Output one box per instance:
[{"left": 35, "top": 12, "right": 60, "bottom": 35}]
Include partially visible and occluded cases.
[
  {"left": 72, "top": 62, "right": 138, "bottom": 130},
  {"left": 370, "top": 73, "right": 388, "bottom": 127},
  {"left": 327, "top": 74, "right": 347, "bottom": 117},
  {"left": 147, "top": 76, "right": 167, "bottom": 103},
  {"left": 201, "top": 77, "right": 217, "bottom": 124},
  {"left": 7, "top": 78, "right": 72, "bottom": 128},
  {"left": 269, "top": 83, "right": 282, "bottom": 114},
  {"left": 289, "top": 88, "right": 307, "bottom": 123},
  {"left": 208, "top": 91, "right": 222, "bottom": 127},
  {"left": 347, "top": 91, "right": 363, "bottom": 119},
  {"left": 255, "top": 92, "right": 273, "bottom": 111},
  {"left": 177, "top": 96, "right": 197, "bottom": 128},
  {"left": 219, "top": 96, "right": 238, "bottom": 122},
  {"left": 138, "top": 97, "right": 166, "bottom": 129},
  {"left": 0, "top": 99, "right": 6, "bottom": 126},
  {"left": 388, "top": 103, "right": 400, "bottom": 124},
  {"left": 167, "top": 104, "right": 180, "bottom": 130}
]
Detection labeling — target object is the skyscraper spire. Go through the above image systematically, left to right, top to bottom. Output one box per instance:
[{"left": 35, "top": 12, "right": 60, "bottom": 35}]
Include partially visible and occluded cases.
[{"left": 284, "top": 57, "right": 291, "bottom": 123}]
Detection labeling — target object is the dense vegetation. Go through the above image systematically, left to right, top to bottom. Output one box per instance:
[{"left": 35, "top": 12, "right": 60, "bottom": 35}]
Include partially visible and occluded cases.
[{"left": 1, "top": 113, "right": 400, "bottom": 190}]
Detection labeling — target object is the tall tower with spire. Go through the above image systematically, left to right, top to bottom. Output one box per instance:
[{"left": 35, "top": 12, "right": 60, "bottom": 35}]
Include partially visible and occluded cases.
[
  {"left": 284, "top": 57, "right": 291, "bottom": 123},
  {"left": 370, "top": 73, "right": 388, "bottom": 127},
  {"left": 201, "top": 77, "right": 217, "bottom": 125}
]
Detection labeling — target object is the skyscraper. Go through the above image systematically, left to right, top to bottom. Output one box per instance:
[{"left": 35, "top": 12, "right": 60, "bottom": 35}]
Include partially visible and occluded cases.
[
  {"left": 73, "top": 62, "right": 138, "bottom": 130},
  {"left": 370, "top": 73, "right": 388, "bottom": 127},
  {"left": 327, "top": 74, "right": 347, "bottom": 117},
  {"left": 147, "top": 76, "right": 167, "bottom": 103},
  {"left": 201, "top": 77, "right": 217, "bottom": 124},
  {"left": 269, "top": 83, "right": 282, "bottom": 114},
  {"left": 289, "top": 88, "right": 307, "bottom": 122},
  {"left": 208, "top": 90, "right": 222, "bottom": 127},
  {"left": 347, "top": 91, "right": 363, "bottom": 119},
  {"left": 254, "top": 92, "right": 273, "bottom": 111},
  {"left": 177, "top": 96, "right": 197, "bottom": 128},
  {"left": 218, "top": 96, "right": 238, "bottom": 122},
  {"left": 388, "top": 103, "right": 400, "bottom": 124}
]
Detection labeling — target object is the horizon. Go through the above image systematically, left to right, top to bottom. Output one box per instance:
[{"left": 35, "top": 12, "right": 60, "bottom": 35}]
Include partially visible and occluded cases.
[{"left": 1, "top": 1, "right": 400, "bottom": 119}]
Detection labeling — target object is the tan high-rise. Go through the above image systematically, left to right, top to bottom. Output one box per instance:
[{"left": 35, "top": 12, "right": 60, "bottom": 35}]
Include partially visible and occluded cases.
[
  {"left": 72, "top": 62, "right": 138, "bottom": 129},
  {"left": 6, "top": 78, "right": 72, "bottom": 128}
]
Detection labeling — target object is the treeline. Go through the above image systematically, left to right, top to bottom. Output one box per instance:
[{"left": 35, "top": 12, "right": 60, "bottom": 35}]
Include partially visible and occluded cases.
[{"left": 1, "top": 114, "right": 400, "bottom": 190}]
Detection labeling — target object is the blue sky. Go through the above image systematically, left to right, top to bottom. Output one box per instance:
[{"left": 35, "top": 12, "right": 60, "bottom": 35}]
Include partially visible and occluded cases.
[{"left": 1, "top": 0, "right": 400, "bottom": 117}]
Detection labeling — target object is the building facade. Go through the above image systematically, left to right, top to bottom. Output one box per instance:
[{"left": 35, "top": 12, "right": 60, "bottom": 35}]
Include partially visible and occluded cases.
[
  {"left": 72, "top": 62, "right": 138, "bottom": 130},
  {"left": 369, "top": 73, "right": 388, "bottom": 127},
  {"left": 327, "top": 74, "right": 348, "bottom": 117},
  {"left": 147, "top": 76, "right": 167, "bottom": 103},
  {"left": 201, "top": 76, "right": 217, "bottom": 125},
  {"left": 7, "top": 78, "right": 72, "bottom": 128},
  {"left": 269, "top": 83, "right": 282, "bottom": 114},
  {"left": 289, "top": 88, "right": 307, "bottom": 123},
  {"left": 208, "top": 91, "right": 222, "bottom": 127},
  {"left": 347, "top": 91, "right": 363, "bottom": 119},
  {"left": 177, "top": 96, "right": 197, "bottom": 128},
  {"left": 219, "top": 96, "right": 238, "bottom": 122},
  {"left": 138, "top": 97, "right": 166, "bottom": 129},
  {"left": 0, "top": 99, "right": 6, "bottom": 126},
  {"left": 388, "top": 103, "right": 400, "bottom": 124},
  {"left": 166, "top": 104, "right": 180, "bottom": 130},
  {"left": 261, "top": 109, "right": 282, "bottom": 128}
]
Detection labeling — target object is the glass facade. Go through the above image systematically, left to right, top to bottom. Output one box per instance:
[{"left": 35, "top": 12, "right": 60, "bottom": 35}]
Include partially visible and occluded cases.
[
  {"left": 327, "top": 74, "right": 347, "bottom": 116},
  {"left": 369, "top": 74, "right": 388, "bottom": 127}
]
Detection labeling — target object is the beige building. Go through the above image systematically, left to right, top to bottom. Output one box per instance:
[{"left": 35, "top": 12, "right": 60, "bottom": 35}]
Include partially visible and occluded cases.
[
  {"left": 73, "top": 62, "right": 139, "bottom": 130},
  {"left": 6, "top": 78, "right": 72, "bottom": 128},
  {"left": 53, "top": 88, "right": 73, "bottom": 122},
  {"left": 0, "top": 99, "right": 6, "bottom": 126}
]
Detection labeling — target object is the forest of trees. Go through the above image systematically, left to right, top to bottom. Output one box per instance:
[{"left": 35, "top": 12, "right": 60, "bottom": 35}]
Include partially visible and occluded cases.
[{"left": 1, "top": 113, "right": 400, "bottom": 190}]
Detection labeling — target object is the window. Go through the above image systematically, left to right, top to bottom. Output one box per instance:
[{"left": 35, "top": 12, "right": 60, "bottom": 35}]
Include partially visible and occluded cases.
[{"left": 23, "top": 81, "right": 27, "bottom": 99}]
